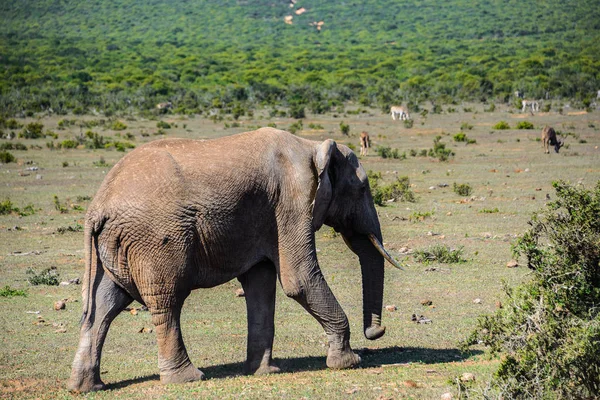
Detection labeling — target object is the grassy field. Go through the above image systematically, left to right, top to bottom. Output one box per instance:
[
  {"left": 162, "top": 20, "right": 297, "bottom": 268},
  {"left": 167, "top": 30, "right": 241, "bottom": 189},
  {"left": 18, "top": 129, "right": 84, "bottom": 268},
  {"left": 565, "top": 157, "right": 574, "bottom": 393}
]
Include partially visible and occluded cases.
[{"left": 1, "top": 103, "right": 599, "bottom": 399}]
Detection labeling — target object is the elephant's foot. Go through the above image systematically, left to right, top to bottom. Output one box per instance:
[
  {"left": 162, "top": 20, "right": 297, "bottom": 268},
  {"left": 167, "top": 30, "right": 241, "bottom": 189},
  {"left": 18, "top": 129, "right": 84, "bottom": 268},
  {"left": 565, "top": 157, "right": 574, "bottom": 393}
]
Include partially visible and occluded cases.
[
  {"left": 326, "top": 335, "right": 361, "bottom": 369},
  {"left": 244, "top": 360, "right": 281, "bottom": 376},
  {"left": 160, "top": 362, "right": 205, "bottom": 385},
  {"left": 67, "top": 372, "right": 106, "bottom": 393}
]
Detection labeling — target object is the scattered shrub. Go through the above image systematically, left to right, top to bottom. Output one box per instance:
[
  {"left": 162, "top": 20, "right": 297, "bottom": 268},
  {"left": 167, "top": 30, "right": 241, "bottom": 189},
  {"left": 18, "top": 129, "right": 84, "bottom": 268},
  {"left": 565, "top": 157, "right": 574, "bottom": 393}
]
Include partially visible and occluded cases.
[
  {"left": 289, "top": 104, "right": 305, "bottom": 119},
  {"left": 5, "top": 119, "right": 22, "bottom": 130},
  {"left": 403, "top": 119, "right": 414, "bottom": 128},
  {"left": 110, "top": 120, "right": 127, "bottom": 131},
  {"left": 157, "top": 120, "right": 171, "bottom": 129},
  {"left": 288, "top": 120, "right": 303, "bottom": 134},
  {"left": 339, "top": 121, "right": 350, "bottom": 135},
  {"left": 493, "top": 121, "right": 511, "bottom": 130},
  {"left": 516, "top": 121, "right": 534, "bottom": 129},
  {"left": 19, "top": 122, "right": 44, "bottom": 139},
  {"left": 460, "top": 122, "right": 473, "bottom": 130},
  {"left": 308, "top": 123, "right": 324, "bottom": 130},
  {"left": 453, "top": 132, "right": 467, "bottom": 142},
  {"left": 429, "top": 136, "right": 454, "bottom": 161},
  {"left": 59, "top": 139, "right": 78, "bottom": 149},
  {"left": 0, "top": 142, "right": 27, "bottom": 151},
  {"left": 375, "top": 146, "right": 406, "bottom": 159},
  {"left": 0, "top": 150, "right": 16, "bottom": 163},
  {"left": 370, "top": 176, "right": 415, "bottom": 206},
  {"left": 463, "top": 181, "right": 600, "bottom": 398},
  {"left": 453, "top": 182, "right": 473, "bottom": 196},
  {"left": 53, "top": 195, "right": 68, "bottom": 213},
  {"left": 0, "top": 199, "right": 17, "bottom": 215},
  {"left": 479, "top": 207, "right": 499, "bottom": 213},
  {"left": 409, "top": 210, "right": 434, "bottom": 222},
  {"left": 56, "top": 223, "right": 83, "bottom": 234},
  {"left": 413, "top": 244, "right": 466, "bottom": 263},
  {"left": 27, "top": 267, "right": 60, "bottom": 286},
  {"left": 0, "top": 285, "right": 27, "bottom": 297}
]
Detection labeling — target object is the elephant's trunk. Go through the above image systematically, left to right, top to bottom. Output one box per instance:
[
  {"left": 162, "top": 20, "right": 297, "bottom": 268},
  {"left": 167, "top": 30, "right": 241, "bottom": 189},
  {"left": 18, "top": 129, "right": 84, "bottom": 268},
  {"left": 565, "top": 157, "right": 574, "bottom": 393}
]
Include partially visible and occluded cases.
[{"left": 345, "top": 233, "right": 387, "bottom": 340}]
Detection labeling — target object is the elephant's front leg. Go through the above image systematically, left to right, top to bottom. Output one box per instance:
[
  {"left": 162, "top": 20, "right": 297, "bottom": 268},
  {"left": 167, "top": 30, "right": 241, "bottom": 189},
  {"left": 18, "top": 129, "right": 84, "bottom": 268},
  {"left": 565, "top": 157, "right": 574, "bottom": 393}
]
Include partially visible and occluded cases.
[
  {"left": 238, "top": 261, "right": 280, "bottom": 375},
  {"left": 282, "top": 263, "right": 360, "bottom": 369}
]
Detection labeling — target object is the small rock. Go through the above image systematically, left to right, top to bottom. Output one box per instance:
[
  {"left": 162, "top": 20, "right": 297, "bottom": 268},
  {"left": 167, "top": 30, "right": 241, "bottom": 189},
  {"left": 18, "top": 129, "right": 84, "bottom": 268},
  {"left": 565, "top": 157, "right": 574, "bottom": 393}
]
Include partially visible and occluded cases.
[
  {"left": 525, "top": 168, "right": 530, "bottom": 172},
  {"left": 36, "top": 174, "right": 42, "bottom": 180},
  {"left": 429, "top": 186, "right": 436, "bottom": 190},
  {"left": 535, "top": 187, "right": 542, "bottom": 191},
  {"left": 446, "top": 212, "right": 452, "bottom": 216},
  {"left": 483, "top": 232, "right": 492, "bottom": 239},
  {"left": 506, "top": 260, "right": 519, "bottom": 268},
  {"left": 69, "top": 278, "right": 81, "bottom": 285},
  {"left": 59, "top": 281, "right": 70, "bottom": 286},
  {"left": 235, "top": 288, "right": 245, "bottom": 297},
  {"left": 473, "top": 298, "right": 482, "bottom": 304},
  {"left": 420, "top": 299, "right": 433, "bottom": 306},
  {"left": 54, "top": 300, "right": 66, "bottom": 311},
  {"left": 495, "top": 301, "right": 503, "bottom": 309},
  {"left": 385, "top": 304, "right": 397, "bottom": 312},
  {"left": 130, "top": 308, "right": 138, "bottom": 316},
  {"left": 412, "top": 314, "right": 432, "bottom": 324},
  {"left": 138, "top": 327, "right": 153, "bottom": 333},
  {"left": 55, "top": 328, "right": 67, "bottom": 333},
  {"left": 460, "top": 372, "right": 476, "bottom": 382},
  {"left": 402, "top": 380, "right": 418, "bottom": 388},
  {"left": 441, "top": 393, "right": 454, "bottom": 400}
]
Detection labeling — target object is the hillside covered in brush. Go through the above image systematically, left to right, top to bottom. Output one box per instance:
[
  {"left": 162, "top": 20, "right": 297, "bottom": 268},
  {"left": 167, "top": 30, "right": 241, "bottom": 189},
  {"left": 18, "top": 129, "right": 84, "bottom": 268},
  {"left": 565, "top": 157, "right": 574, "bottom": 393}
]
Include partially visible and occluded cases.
[{"left": 1, "top": 0, "right": 599, "bottom": 114}]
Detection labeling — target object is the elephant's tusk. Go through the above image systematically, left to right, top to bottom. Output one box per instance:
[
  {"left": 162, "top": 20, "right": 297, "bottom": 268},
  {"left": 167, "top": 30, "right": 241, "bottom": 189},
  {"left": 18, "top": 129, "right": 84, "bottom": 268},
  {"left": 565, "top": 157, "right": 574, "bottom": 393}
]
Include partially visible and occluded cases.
[{"left": 368, "top": 234, "right": 405, "bottom": 271}]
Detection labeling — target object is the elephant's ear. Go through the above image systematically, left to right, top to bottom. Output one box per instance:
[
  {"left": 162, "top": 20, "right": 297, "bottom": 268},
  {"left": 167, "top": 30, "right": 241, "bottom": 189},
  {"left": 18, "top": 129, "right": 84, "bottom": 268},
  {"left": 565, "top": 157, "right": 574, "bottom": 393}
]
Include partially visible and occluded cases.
[{"left": 312, "top": 139, "right": 336, "bottom": 230}]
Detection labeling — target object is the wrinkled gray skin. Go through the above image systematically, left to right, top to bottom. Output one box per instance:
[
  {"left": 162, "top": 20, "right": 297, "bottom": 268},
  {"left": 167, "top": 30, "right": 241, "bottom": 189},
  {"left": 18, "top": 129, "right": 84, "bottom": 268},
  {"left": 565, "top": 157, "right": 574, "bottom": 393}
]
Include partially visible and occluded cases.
[{"left": 68, "top": 128, "right": 391, "bottom": 392}]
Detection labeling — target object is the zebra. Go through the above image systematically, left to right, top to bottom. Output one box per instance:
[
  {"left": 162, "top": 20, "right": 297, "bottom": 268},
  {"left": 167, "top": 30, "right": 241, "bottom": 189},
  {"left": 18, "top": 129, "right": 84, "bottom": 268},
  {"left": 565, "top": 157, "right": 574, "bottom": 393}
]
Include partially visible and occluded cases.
[{"left": 390, "top": 106, "right": 410, "bottom": 121}]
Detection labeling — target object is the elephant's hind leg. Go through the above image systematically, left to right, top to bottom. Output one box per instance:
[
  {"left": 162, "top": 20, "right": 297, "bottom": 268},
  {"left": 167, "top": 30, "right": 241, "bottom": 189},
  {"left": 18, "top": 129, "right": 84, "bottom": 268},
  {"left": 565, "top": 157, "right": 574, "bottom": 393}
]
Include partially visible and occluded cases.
[
  {"left": 238, "top": 261, "right": 280, "bottom": 375},
  {"left": 68, "top": 270, "right": 133, "bottom": 392},
  {"left": 145, "top": 291, "right": 205, "bottom": 384}
]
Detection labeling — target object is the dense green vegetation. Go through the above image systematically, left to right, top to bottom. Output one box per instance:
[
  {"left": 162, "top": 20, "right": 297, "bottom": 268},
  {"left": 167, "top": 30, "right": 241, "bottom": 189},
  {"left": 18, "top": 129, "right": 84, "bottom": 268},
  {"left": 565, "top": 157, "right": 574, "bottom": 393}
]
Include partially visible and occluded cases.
[{"left": 1, "top": 0, "right": 599, "bottom": 115}]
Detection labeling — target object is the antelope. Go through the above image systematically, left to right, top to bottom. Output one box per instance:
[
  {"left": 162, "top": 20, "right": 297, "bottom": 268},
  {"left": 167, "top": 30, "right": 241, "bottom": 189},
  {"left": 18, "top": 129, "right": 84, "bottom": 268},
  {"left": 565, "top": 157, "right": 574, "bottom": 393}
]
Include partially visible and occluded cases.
[
  {"left": 522, "top": 100, "right": 539, "bottom": 114},
  {"left": 390, "top": 106, "right": 410, "bottom": 121},
  {"left": 541, "top": 126, "right": 563, "bottom": 154},
  {"left": 359, "top": 131, "right": 370, "bottom": 156}
]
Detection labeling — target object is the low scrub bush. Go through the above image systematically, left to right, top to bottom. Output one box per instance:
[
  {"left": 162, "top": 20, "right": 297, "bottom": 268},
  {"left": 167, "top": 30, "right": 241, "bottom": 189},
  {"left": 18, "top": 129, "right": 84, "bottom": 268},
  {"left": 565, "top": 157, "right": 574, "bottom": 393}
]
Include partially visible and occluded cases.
[
  {"left": 403, "top": 119, "right": 413, "bottom": 128},
  {"left": 110, "top": 120, "right": 127, "bottom": 131},
  {"left": 157, "top": 120, "right": 171, "bottom": 129},
  {"left": 288, "top": 120, "right": 303, "bottom": 134},
  {"left": 339, "top": 121, "right": 350, "bottom": 135},
  {"left": 493, "top": 121, "right": 511, "bottom": 130},
  {"left": 516, "top": 121, "right": 535, "bottom": 129},
  {"left": 20, "top": 122, "right": 44, "bottom": 139},
  {"left": 429, "top": 136, "right": 454, "bottom": 161},
  {"left": 0, "top": 142, "right": 27, "bottom": 150},
  {"left": 375, "top": 145, "right": 406, "bottom": 159},
  {"left": 0, "top": 150, "right": 15, "bottom": 163},
  {"left": 368, "top": 172, "right": 415, "bottom": 206},
  {"left": 463, "top": 181, "right": 600, "bottom": 398},
  {"left": 453, "top": 182, "right": 473, "bottom": 196},
  {"left": 409, "top": 210, "right": 433, "bottom": 222},
  {"left": 413, "top": 244, "right": 466, "bottom": 263},
  {"left": 27, "top": 267, "right": 60, "bottom": 286},
  {"left": 0, "top": 286, "right": 27, "bottom": 297}
]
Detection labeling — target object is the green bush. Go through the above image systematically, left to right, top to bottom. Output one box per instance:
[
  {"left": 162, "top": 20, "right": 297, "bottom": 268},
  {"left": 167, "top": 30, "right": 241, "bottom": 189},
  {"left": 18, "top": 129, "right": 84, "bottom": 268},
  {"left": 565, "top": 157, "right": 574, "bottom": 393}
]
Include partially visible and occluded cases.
[
  {"left": 289, "top": 104, "right": 305, "bottom": 119},
  {"left": 403, "top": 118, "right": 413, "bottom": 128},
  {"left": 110, "top": 120, "right": 127, "bottom": 131},
  {"left": 157, "top": 120, "right": 171, "bottom": 129},
  {"left": 288, "top": 120, "right": 303, "bottom": 134},
  {"left": 339, "top": 121, "right": 350, "bottom": 136},
  {"left": 493, "top": 121, "right": 511, "bottom": 130},
  {"left": 516, "top": 121, "right": 535, "bottom": 129},
  {"left": 19, "top": 122, "right": 44, "bottom": 139},
  {"left": 460, "top": 122, "right": 473, "bottom": 130},
  {"left": 453, "top": 132, "right": 467, "bottom": 142},
  {"left": 428, "top": 136, "right": 454, "bottom": 161},
  {"left": 59, "top": 139, "right": 78, "bottom": 149},
  {"left": 0, "top": 142, "right": 27, "bottom": 150},
  {"left": 375, "top": 146, "right": 406, "bottom": 159},
  {"left": 0, "top": 150, "right": 15, "bottom": 163},
  {"left": 370, "top": 174, "right": 415, "bottom": 206},
  {"left": 463, "top": 181, "right": 600, "bottom": 398},
  {"left": 453, "top": 182, "right": 473, "bottom": 196},
  {"left": 413, "top": 244, "right": 466, "bottom": 263},
  {"left": 26, "top": 267, "right": 60, "bottom": 286},
  {"left": 0, "top": 285, "right": 27, "bottom": 297}
]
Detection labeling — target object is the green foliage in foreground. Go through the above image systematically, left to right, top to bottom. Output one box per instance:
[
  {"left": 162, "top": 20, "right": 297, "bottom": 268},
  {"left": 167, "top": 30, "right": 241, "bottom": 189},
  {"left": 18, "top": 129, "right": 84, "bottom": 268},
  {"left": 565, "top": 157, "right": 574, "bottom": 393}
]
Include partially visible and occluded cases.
[
  {"left": 0, "top": 0, "right": 599, "bottom": 115},
  {"left": 0, "top": 150, "right": 15, "bottom": 163},
  {"left": 367, "top": 172, "right": 415, "bottom": 206},
  {"left": 463, "top": 181, "right": 600, "bottom": 398},
  {"left": 453, "top": 182, "right": 473, "bottom": 196},
  {"left": 0, "top": 199, "right": 36, "bottom": 216},
  {"left": 413, "top": 244, "right": 467, "bottom": 264},
  {"left": 26, "top": 267, "right": 60, "bottom": 286},
  {"left": 0, "top": 285, "right": 27, "bottom": 297}
]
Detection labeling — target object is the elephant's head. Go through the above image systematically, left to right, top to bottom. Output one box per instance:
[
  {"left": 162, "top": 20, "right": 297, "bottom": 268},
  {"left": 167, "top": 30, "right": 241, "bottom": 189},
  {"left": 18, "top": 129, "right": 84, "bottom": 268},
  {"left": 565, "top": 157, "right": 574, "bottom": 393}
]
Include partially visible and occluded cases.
[{"left": 312, "top": 140, "right": 401, "bottom": 341}]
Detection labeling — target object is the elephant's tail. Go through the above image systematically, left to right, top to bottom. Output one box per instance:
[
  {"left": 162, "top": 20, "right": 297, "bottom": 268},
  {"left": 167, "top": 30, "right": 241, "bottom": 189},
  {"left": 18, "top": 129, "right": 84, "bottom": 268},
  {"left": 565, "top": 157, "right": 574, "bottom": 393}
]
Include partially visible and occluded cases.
[{"left": 79, "top": 216, "right": 105, "bottom": 325}]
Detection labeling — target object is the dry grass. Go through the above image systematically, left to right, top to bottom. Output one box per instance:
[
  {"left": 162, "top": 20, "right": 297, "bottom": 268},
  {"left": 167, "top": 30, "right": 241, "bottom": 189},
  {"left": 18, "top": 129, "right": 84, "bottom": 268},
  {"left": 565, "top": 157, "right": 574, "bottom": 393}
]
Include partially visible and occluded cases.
[{"left": 1, "top": 103, "right": 599, "bottom": 398}]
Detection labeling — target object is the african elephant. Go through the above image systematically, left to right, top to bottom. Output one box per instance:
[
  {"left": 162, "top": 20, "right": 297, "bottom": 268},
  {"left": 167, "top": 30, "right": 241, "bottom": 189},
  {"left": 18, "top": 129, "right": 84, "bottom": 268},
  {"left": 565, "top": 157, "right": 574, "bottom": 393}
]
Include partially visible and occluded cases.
[{"left": 68, "top": 128, "right": 401, "bottom": 392}]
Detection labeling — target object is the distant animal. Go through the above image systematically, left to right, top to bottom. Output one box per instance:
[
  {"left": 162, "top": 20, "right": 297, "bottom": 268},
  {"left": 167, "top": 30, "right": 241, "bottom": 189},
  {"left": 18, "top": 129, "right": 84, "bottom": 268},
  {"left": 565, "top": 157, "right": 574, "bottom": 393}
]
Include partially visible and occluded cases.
[
  {"left": 514, "top": 90, "right": 523, "bottom": 99},
  {"left": 522, "top": 100, "right": 539, "bottom": 114},
  {"left": 156, "top": 102, "right": 173, "bottom": 112},
  {"left": 390, "top": 106, "right": 409, "bottom": 121},
  {"left": 541, "top": 126, "right": 563, "bottom": 153},
  {"left": 359, "top": 131, "right": 370, "bottom": 156}
]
